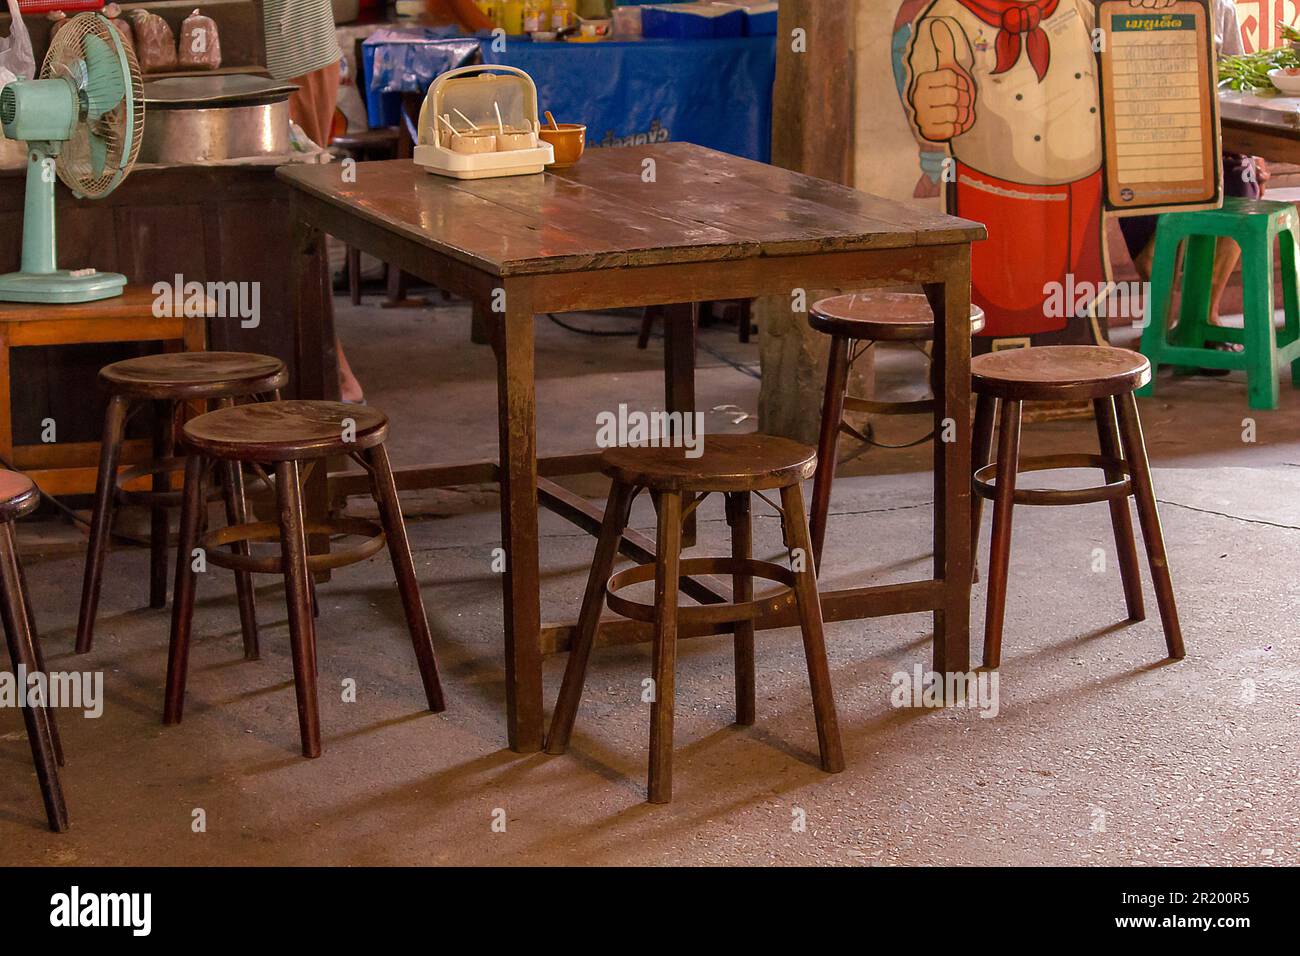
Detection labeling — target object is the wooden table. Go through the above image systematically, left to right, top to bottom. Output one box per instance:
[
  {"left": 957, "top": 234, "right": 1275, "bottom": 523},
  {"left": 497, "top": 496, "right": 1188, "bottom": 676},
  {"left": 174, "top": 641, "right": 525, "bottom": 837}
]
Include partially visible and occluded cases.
[
  {"left": 1220, "top": 89, "right": 1300, "bottom": 163},
  {"left": 278, "top": 143, "right": 985, "bottom": 753},
  {"left": 0, "top": 287, "right": 206, "bottom": 495}
]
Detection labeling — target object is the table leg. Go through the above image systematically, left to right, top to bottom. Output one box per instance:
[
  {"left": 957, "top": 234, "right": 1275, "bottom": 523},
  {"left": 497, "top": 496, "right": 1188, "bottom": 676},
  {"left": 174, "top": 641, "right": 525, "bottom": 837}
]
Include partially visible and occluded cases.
[
  {"left": 290, "top": 211, "right": 338, "bottom": 575},
  {"left": 924, "top": 250, "right": 973, "bottom": 676},
  {"left": 493, "top": 288, "right": 543, "bottom": 753},
  {"left": 662, "top": 303, "right": 698, "bottom": 545}
]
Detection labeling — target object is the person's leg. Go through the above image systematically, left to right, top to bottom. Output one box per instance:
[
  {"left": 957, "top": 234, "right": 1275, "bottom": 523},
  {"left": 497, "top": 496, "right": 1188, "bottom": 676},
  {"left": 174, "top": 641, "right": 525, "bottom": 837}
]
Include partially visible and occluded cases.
[
  {"left": 1209, "top": 154, "right": 1261, "bottom": 331},
  {"left": 1208, "top": 239, "right": 1243, "bottom": 328},
  {"left": 337, "top": 337, "right": 364, "bottom": 402}
]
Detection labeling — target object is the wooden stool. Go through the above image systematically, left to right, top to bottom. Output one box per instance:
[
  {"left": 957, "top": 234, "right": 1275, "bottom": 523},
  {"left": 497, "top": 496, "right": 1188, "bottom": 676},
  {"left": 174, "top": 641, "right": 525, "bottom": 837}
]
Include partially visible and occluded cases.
[
  {"left": 807, "top": 291, "right": 984, "bottom": 569},
  {"left": 970, "top": 346, "right": 1184, "bottom": 668},
  {"left": 76, "top": 352, "right": 288, "bottom": 658},
  {"left": 165, "top": 400, "right": 445, "bottom": 758},
  {"left": 544, "top": 434, "right": 844, "bottom": 804},
  {"left": 0, "top": 471, "right": 68, "bottom": 832}
]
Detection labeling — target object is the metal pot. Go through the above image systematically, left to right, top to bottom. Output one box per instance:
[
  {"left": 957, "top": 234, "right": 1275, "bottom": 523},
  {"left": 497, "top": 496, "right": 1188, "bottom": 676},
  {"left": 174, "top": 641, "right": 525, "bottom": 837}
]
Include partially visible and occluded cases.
[{"left": 139, "top": 75, "right": 299, "bottom": 164}]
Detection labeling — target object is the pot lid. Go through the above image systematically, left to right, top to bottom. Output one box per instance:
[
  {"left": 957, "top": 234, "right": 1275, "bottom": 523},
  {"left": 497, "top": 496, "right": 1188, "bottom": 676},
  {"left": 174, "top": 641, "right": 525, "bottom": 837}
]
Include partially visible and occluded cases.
[{"left": 143, "top": 74, "right": 300, "bottom": 109}]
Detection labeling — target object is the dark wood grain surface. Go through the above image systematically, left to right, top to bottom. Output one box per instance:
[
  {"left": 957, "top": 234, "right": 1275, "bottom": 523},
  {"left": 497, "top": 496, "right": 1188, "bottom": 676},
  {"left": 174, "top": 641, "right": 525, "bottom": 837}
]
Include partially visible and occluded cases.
[{"left": 277, "top": 143, "right": 985, "bottom": 278}]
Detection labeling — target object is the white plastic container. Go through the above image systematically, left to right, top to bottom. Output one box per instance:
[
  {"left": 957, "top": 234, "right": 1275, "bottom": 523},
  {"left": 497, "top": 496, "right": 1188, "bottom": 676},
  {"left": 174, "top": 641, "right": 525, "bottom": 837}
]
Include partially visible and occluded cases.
[{"left": 414, "top": 65, "right": 555, "bottom": 179}]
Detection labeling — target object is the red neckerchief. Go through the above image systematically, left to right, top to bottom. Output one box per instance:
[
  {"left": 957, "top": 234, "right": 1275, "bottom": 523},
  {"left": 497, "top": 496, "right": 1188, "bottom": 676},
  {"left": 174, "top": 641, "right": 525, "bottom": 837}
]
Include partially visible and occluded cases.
[{"left": 957, "top": 0, "right": 1060, "bottom": 82}]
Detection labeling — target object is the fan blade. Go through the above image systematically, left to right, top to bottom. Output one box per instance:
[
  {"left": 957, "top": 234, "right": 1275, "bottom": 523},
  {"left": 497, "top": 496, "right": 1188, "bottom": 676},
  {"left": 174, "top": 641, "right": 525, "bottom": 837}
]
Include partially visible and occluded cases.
[
  {"left": 80, "top": 33, "right": 126, "bottom": 119},
  {"left": 88, "top": 131, "right": 108, "bottom": 177}
]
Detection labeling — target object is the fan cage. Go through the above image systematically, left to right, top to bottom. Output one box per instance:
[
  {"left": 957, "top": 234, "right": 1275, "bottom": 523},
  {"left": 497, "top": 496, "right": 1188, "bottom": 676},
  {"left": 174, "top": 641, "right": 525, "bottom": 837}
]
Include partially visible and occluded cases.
[{"left": 42, "top": 13, "right": 144, "bottom": 199}]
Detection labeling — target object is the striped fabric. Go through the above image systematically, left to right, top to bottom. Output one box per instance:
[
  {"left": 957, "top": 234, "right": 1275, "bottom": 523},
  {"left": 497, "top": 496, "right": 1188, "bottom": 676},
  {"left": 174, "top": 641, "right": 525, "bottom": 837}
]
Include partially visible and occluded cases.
[{"left": 262, "top": 0, "right": 341, "bottom": 81}]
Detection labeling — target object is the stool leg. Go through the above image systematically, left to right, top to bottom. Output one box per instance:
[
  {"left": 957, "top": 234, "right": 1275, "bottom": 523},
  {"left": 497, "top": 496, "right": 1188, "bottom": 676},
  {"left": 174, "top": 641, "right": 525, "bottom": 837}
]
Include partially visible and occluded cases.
[
  {"left": 1277, "top": 223, "right": 1300, "bottom": 388},
  {"left": 1172, "top": 235, "right": 1216, "bottom": 351},
  {"left": 1241, "top": 235, "right": 1281, "bottom": 411},
  {"left": 809, "top": 334, "right": 850, "bottom": 572},
  {"left": 970, "top": 393, "right": 997, "bottom": 582},
  {"left": 75, "top": 394, "right": 130, "bottom": 654},
  {"left": 1114, "top": 394, "right": 1185, "bottom": 660},
  {"left": 1094, "top": 397, "right": 1145, "bottom": 622},
  {"left": 983, "top": 399, "right": 1021, "bottom": 669},
  {"left": 149, "top": 400, "right": 175, "bottom": 609},
  {"left": 364, "top": 443, "right": 445, "bottom": 712},
  {"left": 164, "top": 454, "right": 207, "bottom": 725},
  {"left": 220, "top": 459, "right": 260, "bottom": 661},
  {"left": 275, "top": 460, "right": 322, "bottom": 757},
  {"left": 546, "top": 480, "right": 636, "bottom": 755},
  {"left": 779, "top": 483, "right": 844, "bottom": 774},
  {"left": 647, "top": 491, "right": 682, "bottom": 803},
  {"left": 725, "top": 491, "right": 755, "bottom": 726},
  {"left": 0, "top": 521, "right": 68, "bottom": 832},
  {"left": 16, "top": 552, "right": 62, "bottom": 767}
]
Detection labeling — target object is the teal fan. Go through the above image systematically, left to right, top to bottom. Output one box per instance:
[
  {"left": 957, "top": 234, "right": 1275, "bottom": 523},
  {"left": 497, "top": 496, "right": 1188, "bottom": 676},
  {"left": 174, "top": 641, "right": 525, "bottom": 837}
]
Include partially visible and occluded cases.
[{"left": 0, "top": 12, "right": 144, "bottom": 303}]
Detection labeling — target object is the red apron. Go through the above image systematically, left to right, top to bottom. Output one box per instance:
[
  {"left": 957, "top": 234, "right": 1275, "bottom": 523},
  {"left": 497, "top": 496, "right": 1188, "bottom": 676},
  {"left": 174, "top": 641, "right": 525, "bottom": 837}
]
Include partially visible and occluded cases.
[{"left": 953, "top": 162, "right": 1106, "bottom": 344}]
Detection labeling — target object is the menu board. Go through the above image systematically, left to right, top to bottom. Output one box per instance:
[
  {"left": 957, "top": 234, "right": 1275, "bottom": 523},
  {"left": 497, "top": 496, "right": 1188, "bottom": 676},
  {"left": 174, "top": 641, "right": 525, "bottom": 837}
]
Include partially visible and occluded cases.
[{"left": 1097, "top": 0, "right": 1222, "bottom": 215}]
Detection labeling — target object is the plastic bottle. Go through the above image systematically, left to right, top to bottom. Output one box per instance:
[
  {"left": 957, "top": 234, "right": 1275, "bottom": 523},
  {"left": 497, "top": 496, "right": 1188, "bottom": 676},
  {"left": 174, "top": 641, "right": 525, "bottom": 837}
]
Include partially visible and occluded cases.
[
  {"left": 501, "top": 0, "right": 525, "bottom": 33},
  {"left": 523, "top": 0, "right": 544, "bottom": 33},
  {"left": 550, "top": 0, "right": 572, "bottom": 32}
]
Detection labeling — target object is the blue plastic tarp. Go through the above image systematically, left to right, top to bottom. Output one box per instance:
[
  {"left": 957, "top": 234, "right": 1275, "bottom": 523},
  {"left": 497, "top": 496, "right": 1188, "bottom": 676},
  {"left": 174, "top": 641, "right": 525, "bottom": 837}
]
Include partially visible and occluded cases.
[
  {"left": 361, "top": 27, "right": 483, "bottom": 127},
  {"left": 362, "top": 33, "right": 775, "bottom": 162},
  {"left": 480, "top": 36, "right": 774, "bottom": 161}
]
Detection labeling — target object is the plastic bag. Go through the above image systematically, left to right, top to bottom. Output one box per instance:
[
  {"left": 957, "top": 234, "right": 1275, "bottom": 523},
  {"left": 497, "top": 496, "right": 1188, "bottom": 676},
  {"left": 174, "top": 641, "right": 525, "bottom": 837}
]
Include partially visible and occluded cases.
[
  {"left": 0, "top": 0, "right": 36, "bottom": 80},
  {"left": 103, "top": 3, "right": 137, "bottom": 59},
  {"left": 129, "top": 8, "right": 177, "bottom": 73},
  {"left": 178, "top": 8, "right": 221, "bottom": 70}
]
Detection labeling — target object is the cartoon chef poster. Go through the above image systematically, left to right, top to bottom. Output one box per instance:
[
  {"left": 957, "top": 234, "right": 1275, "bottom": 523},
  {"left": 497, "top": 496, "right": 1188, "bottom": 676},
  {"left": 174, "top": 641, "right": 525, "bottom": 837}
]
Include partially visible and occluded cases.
[{"left": 899, "top": 0, "right": 1177, "bottom": 350}]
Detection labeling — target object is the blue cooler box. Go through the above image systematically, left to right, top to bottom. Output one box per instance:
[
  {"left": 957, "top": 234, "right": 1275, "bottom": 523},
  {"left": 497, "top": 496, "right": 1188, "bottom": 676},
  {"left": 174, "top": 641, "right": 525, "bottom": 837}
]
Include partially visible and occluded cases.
[
  {"left": 714, "top": 1, "right": 777, "bottom": 36},
  {"left": 641, "top": 3, "right": 747, "bottom": 38}
]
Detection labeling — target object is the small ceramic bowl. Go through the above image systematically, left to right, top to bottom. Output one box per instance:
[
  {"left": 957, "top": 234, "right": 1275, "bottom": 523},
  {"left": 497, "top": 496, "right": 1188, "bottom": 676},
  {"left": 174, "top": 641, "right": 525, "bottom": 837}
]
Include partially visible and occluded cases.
[
  {"left": 1268, "top": 67, "right": 1300, "bottom": 95},
  {"left": 538, "top": 123, "right": 586, "bottom": 168},
  {"left": 496, "top": 129, "right": 538, "bottom": 151},
  {"left": 448, "top": 131, "right": 497, "bottom": 154}
]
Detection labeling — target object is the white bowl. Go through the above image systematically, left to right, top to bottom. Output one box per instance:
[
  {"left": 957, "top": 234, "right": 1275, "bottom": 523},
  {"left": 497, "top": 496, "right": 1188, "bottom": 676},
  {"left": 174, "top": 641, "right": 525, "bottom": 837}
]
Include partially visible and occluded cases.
[{"left": 1268, "top": 68, "right": 1300, "bottom": 95}]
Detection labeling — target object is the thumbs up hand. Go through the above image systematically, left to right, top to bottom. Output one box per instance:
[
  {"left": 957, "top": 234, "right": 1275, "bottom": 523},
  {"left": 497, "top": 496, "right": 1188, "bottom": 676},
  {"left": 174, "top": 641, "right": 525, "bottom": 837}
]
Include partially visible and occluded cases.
[{"left": 911, "top": 20, "right": 976, "bottom": 143}]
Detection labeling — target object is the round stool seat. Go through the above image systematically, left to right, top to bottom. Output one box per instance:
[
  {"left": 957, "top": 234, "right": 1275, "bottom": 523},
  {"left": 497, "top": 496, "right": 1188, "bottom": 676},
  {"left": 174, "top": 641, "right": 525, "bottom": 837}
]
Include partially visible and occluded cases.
[
  {"left": 809, "top": 292, "right": 985, "bottom": 341},
  {"left": 972, "top": 345, "right": 1151, "bottom": 401},
  {"left": 100, "top": 352, "right": 288, "bottom": 401},
  {"left": 183, "top": 400, "right": 388, "bottom": 462},
  {"left": 601, "top": 434, "right": 816, "bottom": 493},
  {"left": 0, "top": 471, "right": 39, "bottom": 520}
]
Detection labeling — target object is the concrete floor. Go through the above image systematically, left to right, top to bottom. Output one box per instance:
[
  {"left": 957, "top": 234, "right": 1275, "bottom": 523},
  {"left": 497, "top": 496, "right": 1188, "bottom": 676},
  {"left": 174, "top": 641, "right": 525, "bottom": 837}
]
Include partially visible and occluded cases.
[{"left": 1, "top": 297, "right": 1296, "bottom": 866}]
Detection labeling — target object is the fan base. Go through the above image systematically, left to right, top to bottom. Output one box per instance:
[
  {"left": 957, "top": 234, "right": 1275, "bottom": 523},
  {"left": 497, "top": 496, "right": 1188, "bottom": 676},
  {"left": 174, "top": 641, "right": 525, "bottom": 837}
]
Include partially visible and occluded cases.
[{"left": 0, "top": 270, "right": 127, "bottom": 304}]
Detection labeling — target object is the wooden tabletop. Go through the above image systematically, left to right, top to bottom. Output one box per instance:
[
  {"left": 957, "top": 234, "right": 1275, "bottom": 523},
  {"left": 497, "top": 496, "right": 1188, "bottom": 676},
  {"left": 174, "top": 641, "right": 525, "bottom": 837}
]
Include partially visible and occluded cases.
[
  {"left": 277, "top": 142, "right": 985, "bottom": 278},
  {"left": 0, "top": 286, "right": 163, "bottom": 323}
]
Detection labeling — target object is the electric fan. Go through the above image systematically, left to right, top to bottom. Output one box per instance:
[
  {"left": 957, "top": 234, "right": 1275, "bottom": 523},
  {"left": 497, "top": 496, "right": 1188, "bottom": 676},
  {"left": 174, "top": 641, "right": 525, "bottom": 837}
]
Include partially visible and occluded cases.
[{"left": 0, "top": 12, "right": 143, "bottom": 303}]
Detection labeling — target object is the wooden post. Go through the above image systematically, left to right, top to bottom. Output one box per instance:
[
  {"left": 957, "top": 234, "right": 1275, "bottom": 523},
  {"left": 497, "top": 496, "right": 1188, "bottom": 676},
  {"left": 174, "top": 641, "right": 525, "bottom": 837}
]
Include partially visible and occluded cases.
[{"left": 759, "top": 0, "right": 871, "bottom": 445}]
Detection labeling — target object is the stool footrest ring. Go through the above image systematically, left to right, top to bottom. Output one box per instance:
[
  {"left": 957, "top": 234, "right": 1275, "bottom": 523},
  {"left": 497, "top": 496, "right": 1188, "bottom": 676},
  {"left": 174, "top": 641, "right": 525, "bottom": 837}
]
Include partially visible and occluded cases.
[
  {"left": 842, "top": 395, "right": 935, "bottom": 417},
  {"left": 974, "top": 453, "right": 1131, "bottom": 506},
  {"left": 115, "top": 456, "right": 224, "bottom": 507},
  {"left": 200, "top": 517, "right": 386, "bottom": 574},
  {"left": 606, "top": 556, "right": 798, "bottom": 626}
]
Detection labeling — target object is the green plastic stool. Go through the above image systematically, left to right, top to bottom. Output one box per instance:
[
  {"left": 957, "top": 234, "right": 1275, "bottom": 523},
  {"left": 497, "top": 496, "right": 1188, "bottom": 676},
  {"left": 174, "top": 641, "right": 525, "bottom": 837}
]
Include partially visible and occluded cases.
[{"left": 1137, "top": 196, "right": 1300, "bottom": 410}]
